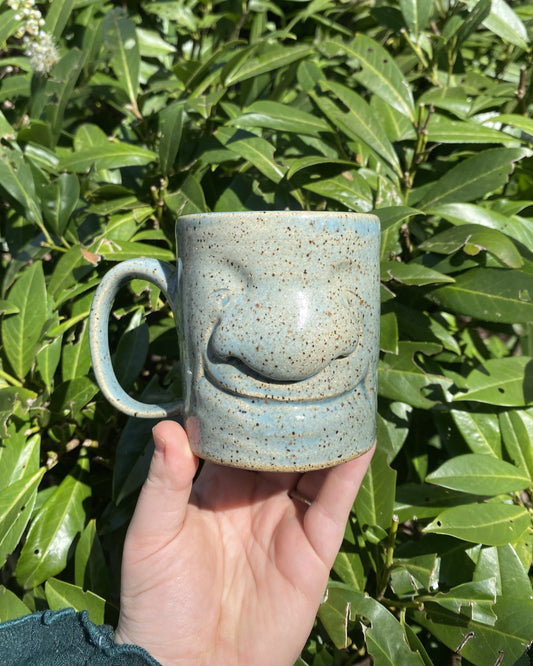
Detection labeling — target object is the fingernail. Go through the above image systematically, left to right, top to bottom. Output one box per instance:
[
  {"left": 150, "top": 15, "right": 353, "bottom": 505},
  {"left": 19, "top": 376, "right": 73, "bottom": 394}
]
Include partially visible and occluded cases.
[{"left": 152, "top": 427, "right": 167, "bottom": 453}]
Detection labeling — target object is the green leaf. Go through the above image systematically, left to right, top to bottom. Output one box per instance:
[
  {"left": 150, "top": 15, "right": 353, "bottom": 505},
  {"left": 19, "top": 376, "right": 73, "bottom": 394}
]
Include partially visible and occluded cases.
[
  {"left": 44, "top": 0, "right": 74, "bottom": 38},
  {"left": 399, "top": 0, "right": 434, "bottom": 36},
  {"left": 480, "top": 0, "right": 530, "bottom": 50},
  {"left": 102, "top": 8, "right": 140, "bottom": 107},
  {"left": 0, "top": 10, "right": 19, "bottom": 47},
  {"left": 331, "top": 35, "right": 415, "bottom": 121},
  {"left": 223, "top": 43, "right": 313, "bottom": 86},
  {"left": 316, "top": 80, "right": 402, "bottom": 176},
  {"left": 229, "top": 100, "right": 330, "bottom": 136},
  {"left": 158, "top": 102, "right": 183, "bottom": 177},
  {"left": 493, "top": 113, "right": 533, "bottom": 138},
  {"left": 426, "top": 115, "right": 514, "bottom": 145},
  {"left": 216, "top": 127, "right": 286, "bottom": 183},
  {"left": 58, "top": 141, "right": 157, "bottom": 172},
  {"left": 0, "top": 147, "right": 43, "bottom": 229},
  {"left": 417, "top": 148, "right": 530, "bottom": 210},
  {"left": 300, "top": 170, "right": 373, "bottom": 212},
  {"left": 40, "top": 173, "right": 80, "bottom": 238},
  {"left": 429, "top": 202, "right": 533, "bottom": 249},
  {"left": 376, "top": 206, "right": 419, "bottom": 260},
  {"left": 420, "top": 223, "right": 523, "bottom": 268},
  {"left": 96, "top": 241, "right": 174, "bottom": 262},
  {"left": 2, "top": 261, "right": 48, "bottom": 380},
  {"left": 381, "top": 261, "right": 455, "bottom": 285},
  {"left": 428, "top": 268, "right": 533, "bottom": 324},
  {"left": 114, "top": 313, "right": 150, "bottom": 390},
  {"left": 61, "top": 321, "right": 92, "bottom": 383},
  {"left": 36, "top": 331, "right": 63, "bottom": 392},
  {"left": 378, "top": 342, "right": 451, "bottom": 409},
  {"left": 452, "top": 357, "right": 533, "bottom": 406},
  {"left": 50, "top": 377, "right": 99, "bottom": 418},
  {"left": 0, "top": 387, "right": 37, "bottom": 439},
  {"left": 499, "top": 409, "right": 533, "bottom": 481},
  {"left": 451, "top": 410, "right": 502, "bottom": 457},
  {"left": 0, "top": 425, "right": 40, "bottom": 487},
  {"left": 354, "top": 447, "right": 396, "bottom": 531},
  {"left": 426, "top": 454, "right": 530, "bottom": 495},
  {"left": 16, "top": 456, "right": 91, "bottom": 589},
  {"left": 0, "top": 469, "right": 45, "bottom": 566},
  {"left": 394, "top": 483, "right": 481, "bottom": 522},
  {"left": 425, "top": 503, "right": 530, "bottom": 546},
  {"left": 74, "top": 520, "right": 110, "bottom": 601},
  {"left": 474, "top": 544, "right": 532, "bottom": 600},
  {"left": 390, "top": 553, "right": 439, "bottom": 595},
  {"left": 45, "top": 578, "right": 107, "bottom": 625},
  {"left": 424, "top": 579, "right": 497, "bottom": 626},
  {"left": 318, "top": 584, "right": 425, "bottom": 663},
  {"left": 0, "top": 586, "right": 31, "bottom": 623},
  {"left": 414, "top": 596, "right": 533, "bottom": 665}
]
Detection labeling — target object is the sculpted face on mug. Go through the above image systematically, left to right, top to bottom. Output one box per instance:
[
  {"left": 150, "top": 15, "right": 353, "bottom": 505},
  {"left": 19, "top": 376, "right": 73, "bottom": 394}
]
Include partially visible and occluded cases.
[{"left": 180, "top": 223, "right": 375, "bottom": 410}]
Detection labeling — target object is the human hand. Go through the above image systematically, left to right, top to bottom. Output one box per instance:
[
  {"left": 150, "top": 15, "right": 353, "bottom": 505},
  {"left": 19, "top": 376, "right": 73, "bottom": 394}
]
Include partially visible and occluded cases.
[{"left": 114, "top": 420, "right": 374, "bottom": 666}]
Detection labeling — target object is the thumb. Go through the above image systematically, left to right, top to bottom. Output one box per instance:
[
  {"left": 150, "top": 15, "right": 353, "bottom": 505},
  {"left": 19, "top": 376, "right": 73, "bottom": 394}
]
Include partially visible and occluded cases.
[{"left": 126, "top": 420, "right": 199, "bottom": 549}]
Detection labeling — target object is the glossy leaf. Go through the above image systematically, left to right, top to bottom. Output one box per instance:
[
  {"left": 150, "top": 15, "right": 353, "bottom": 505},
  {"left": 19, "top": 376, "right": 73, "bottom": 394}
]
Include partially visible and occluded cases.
[
  {"left": 399, "top": 0, "right": 434, "bottom": 36},
  {"left": 102, "top": 8, "right": 140, "bottom": 106},
  {"left": 334, "top": 34, "right": 415, "bottom": 121},
  {"left": 223, "top": 44, "right": 313, "bottom": 86},
  {"left": 317, "top": 81, "right": 402, "bottom": 175},
  {"left": 230, "top": 100, "right": 330, "bottom": 136},
  {"left": 158, "top": 102, "right": 183, "bottom": 177},
  {"left": 426, "top": 115, "right": 513, "bottom": 145},
  {"left": 216, "top": 127, "right": 286, "bottom": 183},
  {"left": 58, "top": 141, "right": 157, "bottom": 172},
  {"left": 417, "top": 148, "right": 530, "bottom": 210},
  {"left": 40, "top": 173, "right": 80, "bottom": 238},
  {"left": 419, "top": 223, "right": 523, "bottom": 268},
  {"left": 2, "top": 261, "right": 47, "bottom": 380},
  {"left": 381, "top": 261, "right": 455, "bottom": 286},
  {"left": 428, "top": 268, "right": 533, "bottom": 324},
  {"left": 379, "top": 342, "right": 452, "bottom": 409},
  {"left": 453, "top": 357, "right": 533, "bottom": 406},
  {"left": 499, "top": 409, "right": 533, "bottom": 481},
  {"left": 451, "top": 410, "right": 501, "bottom": 457},
  {"left": 0, "top": 426, "right": 40, "bottom": 487},
  {"left": 354, "top": 447, "right": 396, "bottom": 531},
  {"left": 426, "top": 454, "right": 530, "bottom": 495},
  {"left": 16, "top": 456, "right": 91, "bottom": 589},
  {"left": 0, "top": 469, "right": 45, "bottom": 565},
  {"left": 394, "top": 483, "right": 481, "bottom": 522},
  {"left": 425, "top": 503, "right": 530, "bottom": 546},
  {"left": 74, "top": 520, "right": 110, "bottom": 601},
  {"left": 473, "top": 544, "right": 533, "bottom": 600},
  {"left": 45, "top": 578, "right": 107, "bottom": 625},
  {"left": 425, "top": 579, "right": 497, "bottom": 626},
  {"left": 319, "top": 584, "right": 425, "bottom": 663},
  {"left": 0, "top": 586, "right": 31, "bottom": 622},
  {"left": 414, "top": 596, "right": 533, "bottom": 666}
]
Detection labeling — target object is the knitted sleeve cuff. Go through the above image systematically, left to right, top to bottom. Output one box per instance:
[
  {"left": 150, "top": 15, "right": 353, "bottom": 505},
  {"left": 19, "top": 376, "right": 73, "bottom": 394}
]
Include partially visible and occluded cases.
[{"left": 0, "top": 607, "right": 162, "bottom": 665}]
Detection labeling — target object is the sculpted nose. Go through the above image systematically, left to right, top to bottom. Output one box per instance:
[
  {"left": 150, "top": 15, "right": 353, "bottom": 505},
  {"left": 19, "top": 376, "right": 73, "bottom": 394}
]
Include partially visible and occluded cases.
[{"left": 210, "top": 287, "right": 358, "bottom": 381}]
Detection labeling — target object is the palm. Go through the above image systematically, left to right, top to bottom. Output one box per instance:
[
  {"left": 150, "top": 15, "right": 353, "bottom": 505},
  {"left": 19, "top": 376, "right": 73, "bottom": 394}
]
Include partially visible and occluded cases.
[{"left": 115, "top": 421, "right": 373, "bottom": 666}]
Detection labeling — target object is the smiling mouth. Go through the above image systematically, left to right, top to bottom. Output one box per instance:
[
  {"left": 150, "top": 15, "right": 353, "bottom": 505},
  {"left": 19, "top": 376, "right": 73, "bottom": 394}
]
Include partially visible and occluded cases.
[{"left": 202, "top": 349, "right": 365, "bottom": 403}]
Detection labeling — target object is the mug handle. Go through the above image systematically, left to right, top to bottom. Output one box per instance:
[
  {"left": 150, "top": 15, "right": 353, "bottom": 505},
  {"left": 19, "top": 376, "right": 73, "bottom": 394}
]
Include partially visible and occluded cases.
[{"left": 89, "top": 258, "right": 182, "bottom": 418}]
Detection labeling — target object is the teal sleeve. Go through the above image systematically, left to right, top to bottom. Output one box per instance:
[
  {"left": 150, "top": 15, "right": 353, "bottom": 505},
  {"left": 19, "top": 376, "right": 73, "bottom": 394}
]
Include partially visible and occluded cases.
[{"left": 0, "top": 607, "right": 162, "bottom": 665}]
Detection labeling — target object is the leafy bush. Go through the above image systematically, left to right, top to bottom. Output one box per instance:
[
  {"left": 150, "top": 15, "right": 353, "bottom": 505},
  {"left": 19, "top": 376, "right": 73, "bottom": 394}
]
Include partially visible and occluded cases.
[{"left": 1, "top": 0, "right": 533, "bottom": 663}]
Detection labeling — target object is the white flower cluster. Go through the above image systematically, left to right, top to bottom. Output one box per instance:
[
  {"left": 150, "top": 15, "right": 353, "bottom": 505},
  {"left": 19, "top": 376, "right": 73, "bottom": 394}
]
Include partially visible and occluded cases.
[{"left": 8, "top": 0, "right": 59, "bottom": 74}]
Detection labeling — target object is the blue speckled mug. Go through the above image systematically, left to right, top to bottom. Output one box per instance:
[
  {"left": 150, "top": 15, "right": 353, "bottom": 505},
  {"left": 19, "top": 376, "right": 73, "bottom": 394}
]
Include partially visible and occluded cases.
[{"left": 89, "top": 211, "right": 380, "bottom": 471}]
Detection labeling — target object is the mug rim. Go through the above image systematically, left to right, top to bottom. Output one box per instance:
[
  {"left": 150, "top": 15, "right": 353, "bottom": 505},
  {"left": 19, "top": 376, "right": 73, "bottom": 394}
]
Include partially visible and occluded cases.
[{"left": 177, "top": 210, "right": 380, "bottom": 228}]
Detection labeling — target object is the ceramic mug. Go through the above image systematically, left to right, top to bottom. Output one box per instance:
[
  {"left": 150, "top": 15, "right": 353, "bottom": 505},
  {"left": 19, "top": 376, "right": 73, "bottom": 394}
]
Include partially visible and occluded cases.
[{"left": 89, "top": 211, "right": 380, "bottom": 471}]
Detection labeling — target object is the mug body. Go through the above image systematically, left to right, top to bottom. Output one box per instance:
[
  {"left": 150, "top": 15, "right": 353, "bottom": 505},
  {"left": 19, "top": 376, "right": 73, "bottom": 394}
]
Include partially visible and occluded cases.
[{"left": 176, "top": 211, "right": 380, "bottom": 471}]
